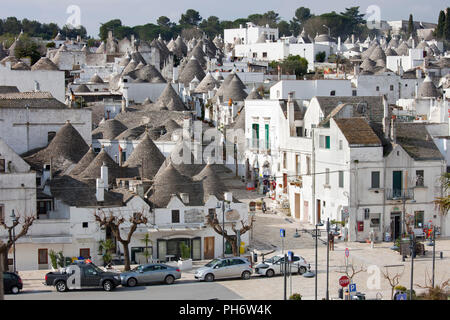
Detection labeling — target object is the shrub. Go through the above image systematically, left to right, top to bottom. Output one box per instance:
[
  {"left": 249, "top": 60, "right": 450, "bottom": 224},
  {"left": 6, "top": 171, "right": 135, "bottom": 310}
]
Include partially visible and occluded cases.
[
  {"left": 315, "top": 51, "right": 326, "bottom": 63},
  {"left": 49, "top": 250, "right": 58, "bottom": 269},
  {"left": 289, "top": 293, "right": 302, "bottom": 300}
]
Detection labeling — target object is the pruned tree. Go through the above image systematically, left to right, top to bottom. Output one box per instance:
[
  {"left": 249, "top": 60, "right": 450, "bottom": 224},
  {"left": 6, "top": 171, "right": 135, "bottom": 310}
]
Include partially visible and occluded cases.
[
  {"left": 94, "top": 210, "right": 149, "bottom": 271},
  {"left": 207, "top": 211, "right": 253, "bottom": 256},
  {"left": 0, "top": 213, "right": 36, "bottom": 270},
  {"left": 337, "top": 259, "right": 366, "bottom": 281},
  {"left": 382, "top": 266, "right": 405, "bottom": 299},
  {"left": 416, "top": 270, "right": 450, "bottom": 300}
]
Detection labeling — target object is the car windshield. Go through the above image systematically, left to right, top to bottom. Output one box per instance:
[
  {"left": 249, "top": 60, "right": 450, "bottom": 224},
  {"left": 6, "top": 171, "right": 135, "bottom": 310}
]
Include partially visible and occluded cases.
[
  {"left": 266, "top": 256, "right": 282, "bottom": 264},
  {"left": 205, "top": 259, "right": 221, "bottom": 267},
  {"left": 89, "top": 263, "right": 103, "bottom": 273},
  {"left": 132, "top": 265, "right": 144, "bottom": 272}
]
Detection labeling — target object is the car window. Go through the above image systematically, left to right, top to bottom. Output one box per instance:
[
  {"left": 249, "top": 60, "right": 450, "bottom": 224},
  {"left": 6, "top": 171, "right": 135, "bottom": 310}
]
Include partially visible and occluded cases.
[
  {"left": 293, "top": 256, "right": 300, "bottom": 262},
  {"left": 205, "top": 259, "right": 220, "bottom": 267},
  {"left": 231, "top": 259, "right": 245, "bottom": 265},
  {"left": 217, "top": 260, "right": 227, "bottom": 268},
  {"left": 159, "top": 265, "right": 167, "bottom": 270},
  {"left": 84, "top": 266, "right": 98, "bottom": 276},
  {"left": 143, "top": 266, "right": 154, "bottom": 272},
  {"left": 3, "top": 273, "right": 11, "bottom": 280}
]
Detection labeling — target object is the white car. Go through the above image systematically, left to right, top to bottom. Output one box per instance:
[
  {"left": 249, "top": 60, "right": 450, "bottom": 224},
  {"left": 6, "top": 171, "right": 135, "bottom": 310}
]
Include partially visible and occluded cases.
[{"left": 255, "top": 254, "right": 310, "bottom": 277}]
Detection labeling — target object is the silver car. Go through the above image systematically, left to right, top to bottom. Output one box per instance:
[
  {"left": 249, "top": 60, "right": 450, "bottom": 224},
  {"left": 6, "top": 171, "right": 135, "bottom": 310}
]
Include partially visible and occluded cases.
[
  {"left": 255, "top": 254, "right": 310, "bottom": 277},
  {"left": 194, "top": 257, "right": 253, "bottom": 282},
  {"left": 120, "top": 263, "right": 181, "bottom": 286}
]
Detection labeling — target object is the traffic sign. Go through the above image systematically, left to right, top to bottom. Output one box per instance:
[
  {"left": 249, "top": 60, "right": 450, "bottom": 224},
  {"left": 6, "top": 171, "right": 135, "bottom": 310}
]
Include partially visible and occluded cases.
[
  {"left": 280, "top": 229, "right": 286, "bottom": 238},
  {"left": 345, "top": 248, "right": 350, "bottom": 258},
  {"left": 287, "top": 251, "right": 293, "bottom": 262},
  {"left": 339, "top": 276, "right": 350, "bottom": 287},
  {"left": 349, "top": 283, "right": 357, "bottom": 293},
  {"left": 396, "top": 293, "right": 407, "bottom": 300}
]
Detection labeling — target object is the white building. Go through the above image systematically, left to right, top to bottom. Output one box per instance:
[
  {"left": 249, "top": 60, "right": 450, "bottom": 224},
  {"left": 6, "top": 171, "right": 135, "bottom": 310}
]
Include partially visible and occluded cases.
[
  {"left": 224, "top": 23, "right": 279, "bottom": 45},
  {"left": 0, "top": 61, "right": 65, "bottom": 102},
  {"left": 270, "top": 80, "right": 353, "bottom": 100},
  {"left": 0, "top": 91, "right": 92, "bottom": 155}
]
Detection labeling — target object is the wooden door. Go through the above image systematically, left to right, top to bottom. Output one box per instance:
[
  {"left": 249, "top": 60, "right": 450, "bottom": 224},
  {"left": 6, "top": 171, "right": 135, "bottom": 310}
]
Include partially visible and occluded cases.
[
  {"left": 294, "top": 193, "right": 300, "bottom": 219},
  {"left": 317, "top": 199, "right": 321, "bottom": 223},
  {"left": 303, "top": 201, "right": 309, "bottom": 222},
  {"left": 204, "top": 237, "right": 215, "bottom": 260},
  {"left": 80, "top": 248, "right": 90, "bottom": 259}
]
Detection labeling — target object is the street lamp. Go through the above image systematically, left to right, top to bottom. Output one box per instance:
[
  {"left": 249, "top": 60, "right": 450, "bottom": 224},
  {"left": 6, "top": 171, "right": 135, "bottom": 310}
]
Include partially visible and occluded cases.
[
  {"left": 217, "top": 200, "right": 230, "bottom": 258},
  {"left": 10, "top": 210, "right": 17, "bottom": 273},
  {"left": 326, "top": 218, "right": 330, "bottom": 300},
  {"left": 314, "top": 221, "right": 323, "bottom": 300},
  {"left": 426, "top": 226, "right": 436, "bottom": 288},
  {"left": 409, "top": 233, "right": 415, "bottom": 300}
]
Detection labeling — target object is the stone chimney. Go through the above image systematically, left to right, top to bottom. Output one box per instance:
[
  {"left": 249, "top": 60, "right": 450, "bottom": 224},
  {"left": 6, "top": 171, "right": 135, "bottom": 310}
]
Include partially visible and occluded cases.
[
  {"left": 108, "top": 30, "right": 113, "bottom": 40},
  {"left": 287, "top": 92, "right": 295, "bottom": 136},
  {"left": 382, "top": 95, "right": 390, "bottom": 139},
  {"left": 121, "top": 97, "right": 126, "bottom": 113},
  {"left": 390, "top": 116, "right": 396, "bottom": 143},
  {"left": 101, "top": 161, "right": 109, "bottom": 191},
  {"left": 96, "top": 178, "right": 105, "bottom": 202},
  {"left": 224, "top": 192, "right": 233, "bottom": 202},
  {"left": 180, "top": 193, "right": 190, "bottom": 204}
]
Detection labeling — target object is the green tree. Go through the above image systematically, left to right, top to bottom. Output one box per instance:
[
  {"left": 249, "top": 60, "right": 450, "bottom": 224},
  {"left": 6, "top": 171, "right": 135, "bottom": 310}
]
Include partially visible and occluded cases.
[
  {"left": 293, "top": 7, "right": 313, "bottom": 25},
  {"left": 445, "top": 8, "right": 450, "bottom": 40},
  {"left": 179, "top": 9, "right": 202, "bottom": 27},
  {"left": 435, "top": 10, "right": 446, "bottom": 39},
  {"left": 262, "top": 11, "right": 280, "bottom": 27},
  {"left": 157, "top": 16, "right": 173, "bottom": 28},
  {"left": 199, "top": 16, "right": 221, "bottom": 38},
  {"left": 99, "top": 19, "right": 122, "bottom": 40},
  {"left": 278, "top": 20, "right": 291, "bottom": 37},
  {"left": 14, "top": 35, "right": 41, "bottom": 64},
  {"left": 315, "top": 51, "right": 326, "bottom": 62},
  {"left": 273, "top": 55, "right": 308, "bottom": 78},
  {"left": 140, "top": 234, "right": 152, "bottom": 263},
  {"left": 98, "top": 239, "right": 115, "bottom": 266}
]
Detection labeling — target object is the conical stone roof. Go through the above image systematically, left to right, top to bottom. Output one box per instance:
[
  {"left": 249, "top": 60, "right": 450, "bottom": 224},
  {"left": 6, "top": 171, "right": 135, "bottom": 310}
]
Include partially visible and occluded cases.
[
  {"left": 396, "top": 42, "right": 410, "bottom": 56},
  {"left": 369, "top": 46, "right": 386, "bottom": 61},
  {"left": 384, "top": 47, "right": 398, "bottom": 56},
  {"left": 178, "top": 56, "right": 206, "bottom": 87},
  {"left": 31, "top": 57, "right": 59, "bottom": 71},
  {"left": 11, "top": 61, "right": 30, "bottom": 70},
  {"left": 194, "top": 72, "right": 218, "bottom": 93},
  {"left": 90, "top": 73, "right": 104, "bottom": 83},
  {"left": 222, "top": 76, "right": 248, "bottom": 102},
  {"left": 417, "top": 76, "right": 440, "bottom": 98},
  {"left": 153, "top": 83, "right": 186, "bottom": 111},
  {"left": 75, "top": 84, "right": 91, "bottom": 93},
  {"left": 246, "top": 87, "right": 262, "bottom": 100},
  {"left": 92, "top": 119, "right": 128, "bottom": 140},
  {"left": 25, "top": 121, "right": 89, "bottom": 170},
  {"left": 123, "top": 132, "right": 165, "bottom": 179},
  {"left": 70, "top": 146, "right": 97, "bottom": 176},
  {"left": 79, "top": 148, "right": 122, "bottom": 183},
  {"left": 149, "top": 161, "right": 203, "bottom": 208},
  {"left": 193, "top": 163, "right": 228, "bottom": 201}
]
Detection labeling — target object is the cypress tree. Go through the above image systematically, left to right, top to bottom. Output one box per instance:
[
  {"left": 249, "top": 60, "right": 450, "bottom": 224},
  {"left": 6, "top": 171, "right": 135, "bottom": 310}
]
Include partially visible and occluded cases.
[
  {"left": 445, "top": 8, "right": 450, "bottom": 40},
  {"left": 436, "top": 10, "right": 445, "bottom": 39},
  {"left": 408, "top": 14, "right": 414, "bottom": 37}
]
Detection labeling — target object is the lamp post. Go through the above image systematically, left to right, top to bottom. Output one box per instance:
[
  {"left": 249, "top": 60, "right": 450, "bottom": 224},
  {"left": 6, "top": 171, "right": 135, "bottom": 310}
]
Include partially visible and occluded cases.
[
  {"left": 10, "top": 210, "right": 17, "bottom": 273},
  {"left": 326, "top": 218, "right": 330, "bottom": 300},
  {"left": 315, "top": 221, "right": 323, "bottom": 300},
  {"left": 426, "top": 226, "right": 436, "bottom": 288},
  {"left": 409, "top": 233, "right": 415, "bottom": 300}
]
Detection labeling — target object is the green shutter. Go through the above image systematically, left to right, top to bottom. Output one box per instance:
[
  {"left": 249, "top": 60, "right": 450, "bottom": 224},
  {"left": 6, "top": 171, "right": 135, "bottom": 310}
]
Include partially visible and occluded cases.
[
  {"left": 265, "top": 124, "right": 269, "bottom": 149},
  {"left": 325, "top": 136, "right": 330, "bottom": 149}
]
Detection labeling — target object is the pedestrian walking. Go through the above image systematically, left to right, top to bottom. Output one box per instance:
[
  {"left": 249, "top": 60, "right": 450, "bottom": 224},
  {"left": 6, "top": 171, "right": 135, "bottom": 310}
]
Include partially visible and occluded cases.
[
  {"left": 261, "top": 198, "right": 266, "bottom": 213},
  {"left": 328, "top": 232, "right": 334, "bottom": 251}
]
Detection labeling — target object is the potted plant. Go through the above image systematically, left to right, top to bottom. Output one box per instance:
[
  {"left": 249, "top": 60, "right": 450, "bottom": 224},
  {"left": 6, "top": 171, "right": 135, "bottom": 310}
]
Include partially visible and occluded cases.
[
  {"left": 98, "top": 239, "right": 114, "bottom": 267},
  {"left": 177, "top": 243, "right": 192, "bottom": 271},
  {"left": 49, "top": 250, "right": 58, "bottom": 271},
  {"left": 289, "top": 293, "right": 302, "bottom": 300}
]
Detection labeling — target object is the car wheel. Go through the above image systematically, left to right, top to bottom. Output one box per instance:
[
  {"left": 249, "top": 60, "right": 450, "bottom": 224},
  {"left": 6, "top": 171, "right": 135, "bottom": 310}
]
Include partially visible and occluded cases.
[
  {"left": 298, "top": 266, "right": 307, "bottom": 275},
  {"left": 266, "top": 269, "right": 275, "bottom": 277},
  {"left": 241, "top": 271, "right": 251, "bottom": 280},
  {"left": 204, "top": 273, "right": 215, "bottom": 282},
  {"left": 164, "top": 275, "right": 175, "bottom": 285},
  {"left": 127, "top": 278, "right": 137, "bottom": 287},
  {"left": 103, "top": 280, "right": 114, "bottom": 291},
  {"left": 56, "top": 281, "right": 67, "bottom": 292},
  {"left": 11, "top": 286, "right": 20, "bottom": 294}
]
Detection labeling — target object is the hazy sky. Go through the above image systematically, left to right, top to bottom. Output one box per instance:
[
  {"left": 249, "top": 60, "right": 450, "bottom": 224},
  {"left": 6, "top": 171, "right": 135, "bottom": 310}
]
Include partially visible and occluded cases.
[{"left": 1, "top": 0, "right": 447, "bottom": 37}]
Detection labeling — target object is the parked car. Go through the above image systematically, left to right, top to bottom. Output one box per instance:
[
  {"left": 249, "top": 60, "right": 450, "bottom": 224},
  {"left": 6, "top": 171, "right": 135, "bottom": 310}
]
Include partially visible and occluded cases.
[
  {"left": 255, "top": 254, "right": 310, "bottom": 277},
  {"left": 195, "top": 257, "right": 252, "bottom": 282},
  {"left": 44, "top": 261, "right": 121, "bottom": 292},
  {"left": 120, "top": 263, "right": 181, "bottom": 286},
  {"left": 3, "top": 272, "right": 23, "bottom": 294}
]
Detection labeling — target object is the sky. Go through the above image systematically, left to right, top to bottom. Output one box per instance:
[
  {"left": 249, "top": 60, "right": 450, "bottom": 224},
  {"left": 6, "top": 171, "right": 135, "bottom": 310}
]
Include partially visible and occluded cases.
[{"left": 1, "top": 0, "right": 447, "bottom": 37}]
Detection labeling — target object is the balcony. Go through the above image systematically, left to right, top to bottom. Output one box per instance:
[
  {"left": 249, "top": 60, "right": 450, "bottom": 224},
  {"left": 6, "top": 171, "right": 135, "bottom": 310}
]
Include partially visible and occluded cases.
[{"left": 385, "top": 188, "right": 414, "bottom": 201}]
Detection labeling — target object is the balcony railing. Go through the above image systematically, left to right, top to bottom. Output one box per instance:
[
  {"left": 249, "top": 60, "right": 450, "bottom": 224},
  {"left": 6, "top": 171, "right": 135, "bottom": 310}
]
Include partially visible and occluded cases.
[{"left": 385, "top": 188, "right": 414, "bottom": 201}]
